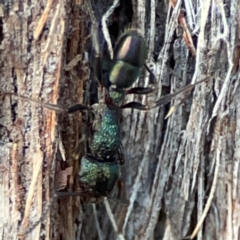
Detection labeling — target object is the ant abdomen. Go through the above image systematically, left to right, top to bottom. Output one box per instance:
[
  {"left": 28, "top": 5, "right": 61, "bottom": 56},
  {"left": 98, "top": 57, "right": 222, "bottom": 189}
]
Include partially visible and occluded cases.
[{"left": 79, "top": 154, "right": 120, "bottom": 198}]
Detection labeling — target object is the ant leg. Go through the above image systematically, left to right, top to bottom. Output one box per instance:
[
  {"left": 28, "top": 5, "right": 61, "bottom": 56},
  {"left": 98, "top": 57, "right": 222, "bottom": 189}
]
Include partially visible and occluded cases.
[
  {"left": 124, "top": 63, "right": 157, "bottom": 95},
  {"left": 144, "top": 63, "right": 156, "bottom": 85},
  {"left": 151, "top": 77, "right": 209, "bottom": 109},
  {"left": 125, "top": 87, "right": 155, "bottom": 95},
  {"left": 1, "top": 92, "right": 69, "bottom": 113},
  {"left": 1, "top": 92, "right": 93, "bottom": 113},
  {"left": 2, "top": 92, "right": 96, "bottom": 116},
  {"left": 121, "top": 102, "right": 149, "bottom": 110},
  {"left": 68, "top": 104, "right": 92, "bottom": 113},
  {"left": 71, "top": 133, "right": 88, "bottom": 160},
  {"left": 118, "top": 142, "right": 125, "bottom": 165},
  {"left": 55, "top": 191, "right": 88, "bottom": 198},
  {"left": 106, "top": 195, "right": 129, "bottom": 205}
]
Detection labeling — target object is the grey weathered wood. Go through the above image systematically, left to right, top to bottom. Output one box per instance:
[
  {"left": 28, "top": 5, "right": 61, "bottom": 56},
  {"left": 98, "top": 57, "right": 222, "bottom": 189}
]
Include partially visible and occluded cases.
[
  {"left": 93, "top": 0, "right": 240, "bottom": 240},
  {"left": 0, "top": 1, "right": 88, "bottom": 239}
]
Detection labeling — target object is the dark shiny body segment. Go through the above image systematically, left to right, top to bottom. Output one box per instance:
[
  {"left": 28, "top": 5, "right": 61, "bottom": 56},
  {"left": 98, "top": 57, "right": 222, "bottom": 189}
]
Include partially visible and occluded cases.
[
  {"left": 109, "top": 30, "right": 147, "bottom": 88},
  {"left": 114, "top": 30, "right": 146, "bottom": 66},
  {"left": 109, "top": 61, "right": 140, "bottom": 88},
  {"left": 91, "top": 104, "right": 121, "bottom": 158},
  {"left": 79, "top": 155, "right": 120, "bottom": 198}
]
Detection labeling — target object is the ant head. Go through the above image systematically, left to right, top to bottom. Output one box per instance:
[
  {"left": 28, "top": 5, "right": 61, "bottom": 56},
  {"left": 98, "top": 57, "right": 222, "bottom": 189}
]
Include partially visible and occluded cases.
[
  {"left": 109, "top": 29, "right": 147, "bottom": 89},
  {"left": 114, "top": 29, "right": 147, "bottom": 67}
]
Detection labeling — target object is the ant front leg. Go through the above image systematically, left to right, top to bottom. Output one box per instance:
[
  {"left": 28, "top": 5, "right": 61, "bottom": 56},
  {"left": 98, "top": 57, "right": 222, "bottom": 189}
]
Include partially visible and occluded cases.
[
  {"left": 120, "top": 63, "right": 157, "bottom": 110},
  {"left": 125, "top": 63, "right": 156, "bottom": 95},
  {"left": 144, "top": 63, "right": 156, "bottom": 86},
  {"left": 119, "top": 64, "right": 156, "bottom": 110},
  {"left": 151, "top": 77, "right": 210, "bottom": 109},
  {"left": 1, "top": 92, "right": 94, "bottom": 113},
  {"left": 121, "top": 102, "right": 150, "bottom": 110},
  {"left": 67, "top": 104, "right": 92, "bottom": 113},
  {"left": 118, "top": 142, "right": 125, "bottom": 165},
  {"left": 55, "top": 191, "right": 88, "bottom": 198}
]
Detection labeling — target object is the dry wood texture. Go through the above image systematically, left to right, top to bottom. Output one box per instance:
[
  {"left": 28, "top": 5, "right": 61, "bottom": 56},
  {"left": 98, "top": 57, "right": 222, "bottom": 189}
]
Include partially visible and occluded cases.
[
  {"left": 0, "top": 0, "right": 240, "bottom": 240},
  {"left": 0, "top": 1, "right": 88, "bottom": 239}
]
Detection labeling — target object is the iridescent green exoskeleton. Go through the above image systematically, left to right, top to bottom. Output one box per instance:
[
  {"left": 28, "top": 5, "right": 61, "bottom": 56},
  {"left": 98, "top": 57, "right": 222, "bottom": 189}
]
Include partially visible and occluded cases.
[
  {"left": 1, "top": 29, "right": 155, "bottom": 202},
  {"left": 75, "top": 29, "right": 155, "bottom": 201},
  {"left": 77, "top": 99, "right": 124, "bottom": 201},
  {"left": 90, "top": 103, "right": 121, "bottom": 158},
  {"left": 79, "top": 154, "right": 120, "bottom": 202}
]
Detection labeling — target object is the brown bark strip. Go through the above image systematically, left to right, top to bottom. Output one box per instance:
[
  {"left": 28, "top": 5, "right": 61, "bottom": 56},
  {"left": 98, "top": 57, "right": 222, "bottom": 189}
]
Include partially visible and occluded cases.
[
  {"left": 34, "top": 0, "right": 54, "bottom": 40},
  {"left": 169, "top": 0, "right": 196, "bottom": 55},
  {"left": 43, "top": 3, "right": 61, "bottom": 65},
  {"left": 18, "top": 146, "right": 43, "bottom": 237}
]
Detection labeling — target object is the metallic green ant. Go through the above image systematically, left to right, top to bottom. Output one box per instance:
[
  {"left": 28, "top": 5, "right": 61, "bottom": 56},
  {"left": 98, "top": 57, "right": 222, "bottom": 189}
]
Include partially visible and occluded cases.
[
  {"left": 1, "top": 27, "right": 210, "bottom": 237},
  {"left": 68, "top": 29, "right": 156, "bottom": 202}
]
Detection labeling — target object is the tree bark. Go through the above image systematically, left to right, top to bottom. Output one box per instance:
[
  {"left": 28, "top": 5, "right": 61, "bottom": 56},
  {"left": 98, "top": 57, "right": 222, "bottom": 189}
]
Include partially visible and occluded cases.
[
  {"left": 0, "top": 0, "right": 240, "bottom": 240},
  {"left": 0, "top": 1, "right": 86, "bottom": 239}
]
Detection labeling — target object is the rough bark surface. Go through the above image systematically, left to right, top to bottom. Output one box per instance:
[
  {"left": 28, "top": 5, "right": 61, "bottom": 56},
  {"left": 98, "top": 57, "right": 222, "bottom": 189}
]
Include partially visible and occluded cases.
[
  {"left": 0, "top": 0, "right": 240, "bottom": 240},
  {"left": 0, "top": 1, "right": 87, "bottom": 239}
]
